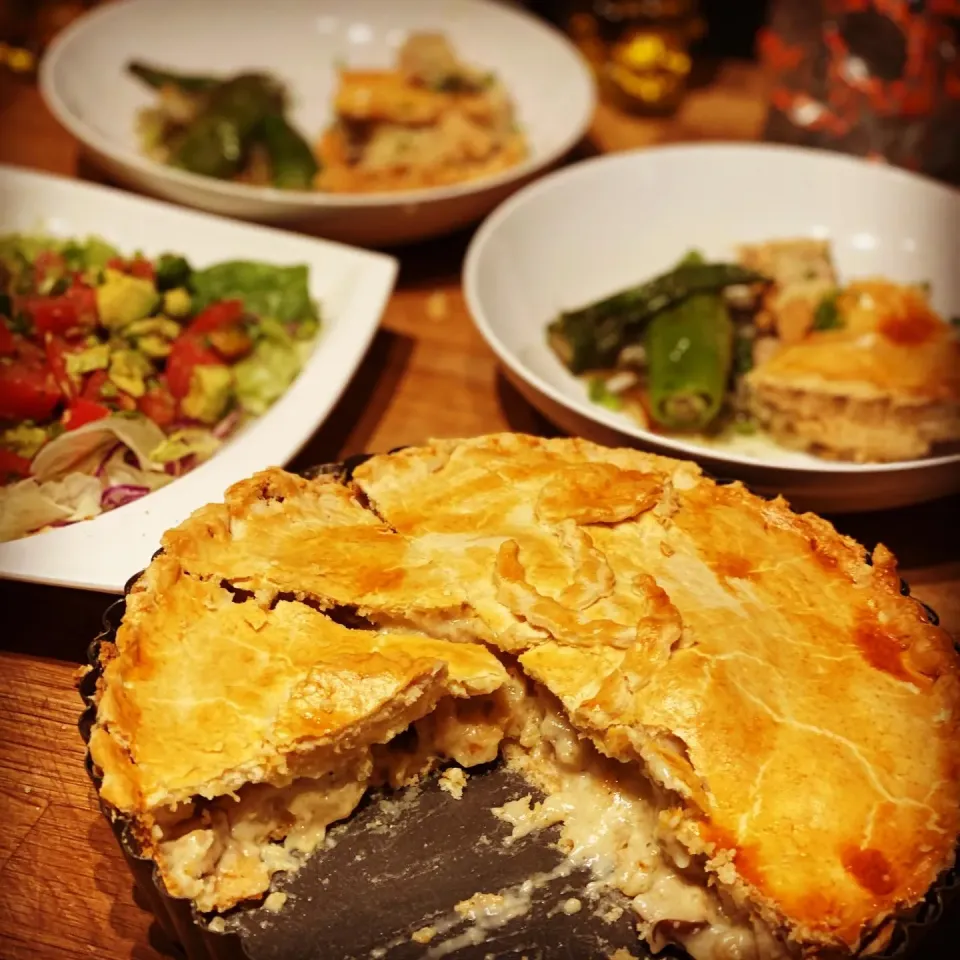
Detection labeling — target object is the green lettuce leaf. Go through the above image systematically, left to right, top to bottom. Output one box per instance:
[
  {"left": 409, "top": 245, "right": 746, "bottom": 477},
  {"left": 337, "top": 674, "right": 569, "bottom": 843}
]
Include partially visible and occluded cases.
[
  {"left": 0, "top": 233, "right": 119, "bottom": 271},
  {"left": 189, "top": 260, "right": 318, "bottom": 324},
  {"left": 233, "top": 333, "right": 303, "bottom": 415},
  {"left": 149, "top": 428, "right": 221, "bottom": 465}
]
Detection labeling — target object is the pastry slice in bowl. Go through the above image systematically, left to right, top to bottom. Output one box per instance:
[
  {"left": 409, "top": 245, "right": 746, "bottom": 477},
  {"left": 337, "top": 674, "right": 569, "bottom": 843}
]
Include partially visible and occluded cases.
[
  {"left": 745, "top": 279, "right": 960, "bottom": 461},
  {"left": 88, "top": 553, "right": 511, "bottom": 913}
]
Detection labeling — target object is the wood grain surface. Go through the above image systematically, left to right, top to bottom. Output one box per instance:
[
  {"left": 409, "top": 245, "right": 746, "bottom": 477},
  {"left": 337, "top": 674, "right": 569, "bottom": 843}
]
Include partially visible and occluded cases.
[{"left": 0, "top": 60, "right": 958, "bottom": 960}]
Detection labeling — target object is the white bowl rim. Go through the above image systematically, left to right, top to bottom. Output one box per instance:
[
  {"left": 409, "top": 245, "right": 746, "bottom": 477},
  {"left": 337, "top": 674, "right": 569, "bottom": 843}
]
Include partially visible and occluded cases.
[
  {"left": 38, "top": 0, "right": 597, "bottom": 209},
  {"left": 463, "top": 141, "right": 960, "bottom": 477}
]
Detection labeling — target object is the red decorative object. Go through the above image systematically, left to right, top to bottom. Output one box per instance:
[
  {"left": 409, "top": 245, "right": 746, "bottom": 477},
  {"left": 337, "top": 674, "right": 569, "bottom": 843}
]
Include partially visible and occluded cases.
[{"left": 761, "top": 0, "right": 960, "bottom": 184}]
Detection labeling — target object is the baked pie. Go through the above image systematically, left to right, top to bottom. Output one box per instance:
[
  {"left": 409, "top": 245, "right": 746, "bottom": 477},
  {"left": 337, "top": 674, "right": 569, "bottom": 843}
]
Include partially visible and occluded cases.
[{"left": 88, "top": 434, "right": 960, "bottom": 959}]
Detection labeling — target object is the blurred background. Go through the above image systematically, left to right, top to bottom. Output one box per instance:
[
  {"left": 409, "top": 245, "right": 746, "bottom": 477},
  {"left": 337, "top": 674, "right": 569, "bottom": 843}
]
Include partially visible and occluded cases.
[
  {"left": 0, "top": 0, "right": 770, "bottom": 78},
  {"left": 5, "top": 0, "right": 958, "bottom": 185}
]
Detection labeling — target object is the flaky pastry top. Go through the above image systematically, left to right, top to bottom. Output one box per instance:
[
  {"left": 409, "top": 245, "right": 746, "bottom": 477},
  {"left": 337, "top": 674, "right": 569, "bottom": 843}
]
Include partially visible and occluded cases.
[
  {"left": 748, "top": 280, "right": 960, "bottom": 404},
  {"left": 90, "top": 553, "right": 506, "bottom": 815}
]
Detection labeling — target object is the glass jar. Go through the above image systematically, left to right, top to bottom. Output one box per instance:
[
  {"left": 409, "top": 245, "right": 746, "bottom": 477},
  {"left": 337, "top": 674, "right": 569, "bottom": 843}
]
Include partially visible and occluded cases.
[{"left": 567, "top": 0, "right": 705, "bottom": 114}]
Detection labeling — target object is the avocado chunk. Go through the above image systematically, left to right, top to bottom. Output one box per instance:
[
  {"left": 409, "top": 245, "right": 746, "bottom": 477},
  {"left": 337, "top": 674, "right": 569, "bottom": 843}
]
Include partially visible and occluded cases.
[
  {"left": 95, "top": 268, "right": 160, "bottom": 330},
  {"left": 163, "top": 287, "right": 192, "bottom": 318},
  {"left": 125, "top": 316, "right": 182, "bottom": 340},
  {"left": 137, "top": 335, "right": 173, "bottom": 359},
  {"left": 64, "top": 342, "right": 111, "bottom": 377},
  {"left": 108, "top": 349, "right": 154, "bottom": 398},
  {"left": 181, "top": 364, "right": 233, "bottom": 424},
  {"left": 1, "top": 423, "right": 49, "bottom": 459}
]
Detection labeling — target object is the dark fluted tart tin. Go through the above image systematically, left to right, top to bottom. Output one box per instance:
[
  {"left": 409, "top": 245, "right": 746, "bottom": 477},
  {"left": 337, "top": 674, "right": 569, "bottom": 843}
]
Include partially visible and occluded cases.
[{"left": 78, "top": 458, "right": 960, "bottom": 960}]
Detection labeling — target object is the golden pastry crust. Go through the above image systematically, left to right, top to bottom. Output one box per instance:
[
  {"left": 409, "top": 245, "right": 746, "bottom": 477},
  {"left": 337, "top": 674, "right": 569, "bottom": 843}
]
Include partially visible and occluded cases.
[
  {"left": 94, "top": 433, "right": 960, "bottom": 952},
  {"left": 160, "top": 469, "right": 473, "bottom": 627},
  {"left": 90, "top": 551, "right": 507, "bottom": 816}
]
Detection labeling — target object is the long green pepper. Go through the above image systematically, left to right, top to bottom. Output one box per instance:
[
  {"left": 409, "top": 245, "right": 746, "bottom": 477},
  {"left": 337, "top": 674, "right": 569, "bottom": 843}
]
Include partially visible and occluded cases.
[
  {"left": 259, "top": 114, "right": 320, "bottom": 190},
  {"left": 548, "top": 261, "right": 766, "bottom": 374},
  {"left": 645, "top": 291, "right": 734, "bottom": 431}
]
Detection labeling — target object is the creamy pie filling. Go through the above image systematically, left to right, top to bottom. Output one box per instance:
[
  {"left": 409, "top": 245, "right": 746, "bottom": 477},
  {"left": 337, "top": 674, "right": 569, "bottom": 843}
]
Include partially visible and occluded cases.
[
  {"left": 147, "top": 678, "right": 794, "bottom": 959},
  {"left": 496, "top": 685, "right": 796, "bottom": 960},
  {"left": 149, "top": 691, "right": 513, "bottom": 913}
]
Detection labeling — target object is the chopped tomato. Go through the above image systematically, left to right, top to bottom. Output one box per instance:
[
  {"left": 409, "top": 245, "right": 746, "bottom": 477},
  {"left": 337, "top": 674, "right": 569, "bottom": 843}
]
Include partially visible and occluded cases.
[
  {"left": 106, "top": 255, "right": 155, "bottom": 281},
  {"left": 127, "top": 256, "right": 156, "bottom": 281},
  {"left": 65, "top": 283, "right": 98, "bottom": 327},
  {"left": 27, "top": 295, "right": 91, "bottom": 338},
  {"left": 188, "top": 299, "right": 244, "bottom": 335},
  {"left": 0, "top": 324, "right": 16, "bottom": 357},
  {"left": 44, "top": 334, "right": 77, "bottom": 400},
  {"left": 166, "top": 334, "right": 224, "bottom": 400},
  {"left": 10, "top": 337, "right": 45, "bottom": 366},
  {"left": 0, "top": 362, "right": 61, "bottom": 420},
  {"left": 81, "top": 369, "right": 110, "bottom": 401},
  {"left": 138, "top": 384, "right": 177, "bottom": 427},
  {"left": 63, "top": 397, "right": 111, "bottom": 431},
  {"left": 0, "top": 448, "right": 33, "bottom": 480}
]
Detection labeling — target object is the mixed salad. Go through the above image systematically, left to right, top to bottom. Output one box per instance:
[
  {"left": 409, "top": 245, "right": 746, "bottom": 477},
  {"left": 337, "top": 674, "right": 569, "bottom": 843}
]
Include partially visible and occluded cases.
[{"left": 0, "top": 235, "right": 319, "bottom": 542}]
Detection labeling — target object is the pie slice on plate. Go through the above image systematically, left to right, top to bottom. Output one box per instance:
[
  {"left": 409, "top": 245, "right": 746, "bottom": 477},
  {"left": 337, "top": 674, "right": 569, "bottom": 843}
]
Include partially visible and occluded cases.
[{"left": 88, "top": 434, "right": 960, "bottom": 958}]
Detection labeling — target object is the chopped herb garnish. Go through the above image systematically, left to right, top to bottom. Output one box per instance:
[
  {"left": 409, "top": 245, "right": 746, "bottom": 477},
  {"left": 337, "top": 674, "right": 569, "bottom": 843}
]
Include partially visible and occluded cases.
[{"left": 813, "top": 291, "right": 842, "bottom": 331}]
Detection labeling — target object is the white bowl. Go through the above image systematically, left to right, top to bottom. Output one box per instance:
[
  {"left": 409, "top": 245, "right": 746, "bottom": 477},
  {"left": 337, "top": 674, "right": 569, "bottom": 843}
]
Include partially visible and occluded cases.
[
  {"left": 39, "top": 0, "right": 595, "bottom": 248},
  {"left": 464, "top": 143, "right": 960, "bottom": 514},
  {"left": 0, "top": 164, "right": 397, "bottom": 592}
]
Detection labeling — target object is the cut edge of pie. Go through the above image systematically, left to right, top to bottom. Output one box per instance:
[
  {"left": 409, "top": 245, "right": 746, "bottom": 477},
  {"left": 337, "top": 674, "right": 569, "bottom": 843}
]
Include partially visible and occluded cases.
[{"left": 87, "top": 433, "right": 960, "bottom": 959}]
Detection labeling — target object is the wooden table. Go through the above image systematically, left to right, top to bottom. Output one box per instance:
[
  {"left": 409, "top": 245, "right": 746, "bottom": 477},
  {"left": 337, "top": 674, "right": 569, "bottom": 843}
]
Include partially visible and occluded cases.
[{"left": 1, "top": 63, "right": 958, "bottom": 960}]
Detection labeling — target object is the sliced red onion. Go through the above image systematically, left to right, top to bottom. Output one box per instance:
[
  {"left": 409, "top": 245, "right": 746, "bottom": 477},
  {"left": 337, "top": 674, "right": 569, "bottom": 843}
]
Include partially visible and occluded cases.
[
  {"left": 212, "top": 409, "right": 241, "bottom": 440},
  {"left": 94, "top": 443, "right": 122, "bottom": 478},
  {"left": 101, "top": 484, "right": 150, "bottom": 510}
]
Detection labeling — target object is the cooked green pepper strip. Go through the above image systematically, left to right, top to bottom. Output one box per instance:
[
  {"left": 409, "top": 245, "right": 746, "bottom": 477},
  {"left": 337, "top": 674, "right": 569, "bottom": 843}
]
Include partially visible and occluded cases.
[
  {"left": 128, "top": 61, "right": 223, "bottom": 94},
  {"left": 171, "top": 74, "right": 286, "bottom": 180},
  {"left": 259, "top": 113, "right": 320, "bottom": 190},
  {"left": 548, "top": 262, "right": 767, "bottom": 374},
  {"left": 645, "top": 291, "right": 734, "bottom": 431}
]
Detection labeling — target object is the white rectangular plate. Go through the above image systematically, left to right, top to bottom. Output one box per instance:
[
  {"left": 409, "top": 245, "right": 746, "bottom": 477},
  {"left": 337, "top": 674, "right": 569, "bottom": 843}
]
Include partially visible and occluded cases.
[{"left": 0, "top": 165, "right": 397, "bottom": 592}]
